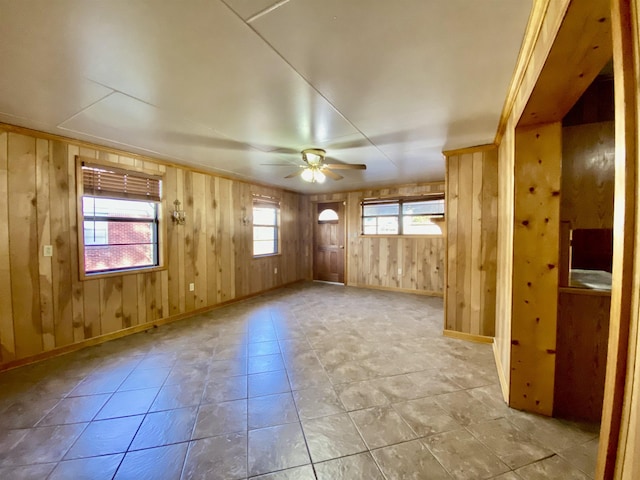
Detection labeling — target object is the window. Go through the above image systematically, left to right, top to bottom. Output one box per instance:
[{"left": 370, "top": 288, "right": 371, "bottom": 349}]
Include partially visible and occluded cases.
[
  {"left": 79, "top": 160, "right": 162, "bottom": 276},
  {"left": 362, "top": 196, "right": 444, "bottom": 235},
  {"left": 253, "top": 198, "right": 279, "bottom": 256},
  {"left": 318, "top": 208, "right": 339, "bottom": 223}
]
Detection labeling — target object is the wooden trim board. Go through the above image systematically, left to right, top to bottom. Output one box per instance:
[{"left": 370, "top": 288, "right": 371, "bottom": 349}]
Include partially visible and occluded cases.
[{"left": 443, "top": 329, "right": 494, "bottom": 344}]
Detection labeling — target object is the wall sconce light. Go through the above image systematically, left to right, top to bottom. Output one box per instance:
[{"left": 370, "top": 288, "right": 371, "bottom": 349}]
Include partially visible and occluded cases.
[
  {"left": 172, "top": 199, "right": 186, "bottom": 225},
  {"left": 241, "top": 206, "right": 250, "bottom": 226}
]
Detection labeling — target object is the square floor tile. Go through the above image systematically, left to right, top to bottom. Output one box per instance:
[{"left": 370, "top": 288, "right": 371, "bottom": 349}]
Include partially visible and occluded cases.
[
  {"left": 248, "top": 341, "right": 281, "bottom": 357},
  {"left": 248, "top": 354, "right": 285, "bottom": 374},
  {"left": 118, "top": 367, "right": 170, "bottom": 391},
  {"left": 248, "top": 371, "right": 291, "bottom": 398},
  {"left": 202, "top": 376, "right": 247, "bottom": 404},
  {"left": 335, "top": 380, "right": 390, "bottom": 411},
  {"left": 149, "top": 381, "right": 205, "bottom": 412},
  {"left": 292, "top": 386, "right": 345, "bottom": 420},
  {"left": 95, "top": 387, "right": 159, "bottom": 420},
  {"left": 248, "top": 392, "right": 298, "bottom": 430},
  {"left": 38, "top": 394, "right": 110, "bottom": 426},
  {"left": 392, "top": 397, "right": 460, "bottom": 437},
  {"left": 192, "top": 399, "right": 247, "bottom": 439},
  {"left": 130, "top": 406, "right": 197, "bottom": 450},
  {"left": 349, "top": 406, "right": 417, "bottom": 449},
  {"left": 302, "top": 413, "right": 366, "bottom": 463},
  {"left": 64, "top": 416, "right": 144, "bottom": 459},
  {"left": 466, "top": 418, "right": 553, "bottom": 469},
  {"left": 248, "top": 423, "right": 310, "bottom": 477},
  {"left": 0, "top": 424, "right": 87, "bottom": 466},
  {"left": 423, "top": 429, "right": 510, "bottom": 480},
  {"left": 183, "top": 431, "right": 247, "bottom": 479},
  {"left": 559, "top": 438, "right": 599, "bottom": 478},
  {"left": 372, "top": 439, "right": 451, "bottom": 479},
  {"left": 114, "top": 442, "right": 188, "bottom": 480},
  {"left": 315, "top": 452, "right": 385, "bottom": 480},
  {"left": 49, "top": 453, "right": 123, "bottom": 480},
  {"left": 515, "top": 455, "right": 591, "bottom": 480},
  {"left": 0, "top": 463, "right": 57, "bottom": 479},
  {"left": 250, "top": 465, "right": 316, "bottom": 479}
]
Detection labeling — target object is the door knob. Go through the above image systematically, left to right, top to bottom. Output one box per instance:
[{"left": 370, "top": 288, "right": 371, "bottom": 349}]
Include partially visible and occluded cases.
[{"left": 339, "top": 245, "right": 344, "bottom": 249}]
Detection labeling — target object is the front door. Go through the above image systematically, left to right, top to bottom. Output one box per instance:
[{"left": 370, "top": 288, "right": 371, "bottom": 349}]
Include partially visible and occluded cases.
[{"left": 313, "top": 202, "right": 345, "bottom": 283}]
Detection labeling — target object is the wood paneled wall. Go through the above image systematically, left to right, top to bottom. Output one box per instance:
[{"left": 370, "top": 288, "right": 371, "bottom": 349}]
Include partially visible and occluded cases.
[
  {"left": 493, "top": 0, "right": 611, "bottom": 408},
  {"left": 561, "top": 121, "right": 615, "bottom": 230},
  {"left": 0, "top": 125, "right": 311, "bottom": 368},
  {"left": 444, "top": 146, "right": 498, "bottom": 338},
  {"left": 309, "top": 183, "right": 445, "bottom": 295},
  {"left": 555, "top": 290, "right": 611, "bottom": 422}
]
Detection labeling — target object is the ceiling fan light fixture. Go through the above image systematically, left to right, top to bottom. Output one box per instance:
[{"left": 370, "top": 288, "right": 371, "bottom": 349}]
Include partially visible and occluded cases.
[
  {"left": 301, "top": 148, "right": 326, "bottom": 166},
  {"left": 300, "top": 166, "right": 326, "bottom": 183},
  {"left": 301, "top": 168, "right": 314, "bottom": 182}
]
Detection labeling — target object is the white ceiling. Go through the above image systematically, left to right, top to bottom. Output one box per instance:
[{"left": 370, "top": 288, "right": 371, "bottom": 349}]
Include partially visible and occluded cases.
[{"left": 0, "top": 0, "right": 531, "bottom": 193}]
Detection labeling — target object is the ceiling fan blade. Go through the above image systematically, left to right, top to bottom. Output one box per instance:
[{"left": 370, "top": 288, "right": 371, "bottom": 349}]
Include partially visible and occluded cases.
[
  {"left": 261, "top": 163, "right": 302, "bottom": 166},
  {"left": 324, "top": 163, "right": 367, "bottom": 170},
  {"left": 322, "top": 168, "right": 343, "bottom": 181},
  {"left": 284, "top": 170, "right": 305, "bottom": 179}
]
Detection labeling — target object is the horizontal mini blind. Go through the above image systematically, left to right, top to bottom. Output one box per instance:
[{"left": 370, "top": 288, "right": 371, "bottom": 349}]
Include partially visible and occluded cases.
[{"left": 81, "top": 162, "right": 162, "bottom": 202}]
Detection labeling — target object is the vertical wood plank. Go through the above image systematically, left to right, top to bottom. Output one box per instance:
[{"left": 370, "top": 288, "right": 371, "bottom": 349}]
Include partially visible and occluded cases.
[
  {"left": 0, "top": 131, "right": 15, "bottom": 362},
  {"left": 8, "top": 133, "right": 42, "bottom": 357},
  {"left": 36, "top": 138, "right": 55, "bottom": 350},
  {"left": 49, "top": 140, "right": 73, "bottom": 347},
  {"left": 68, "top": 145, "right": 84, "bottom": 343},
  {"left": 481, "top": 149, "right": 499, "bottom": 336},
  {"left": 470, "top": 151, "right": 484, "bottom": 335},
  {"left": 446, "top": 155, "right": 459, "bottom": 329},
  {"left": 164, "top": 167, "right": 181, "bottom": 316},
  {"left": 183, "top": 171, "right": 195, "bottom": 311},
  {"left": 192, "top": 173, "right": 207, "bottom": 307},
  {"left": 206, "top": 175, "right": 218, "bottom": 306},
  {"left": 121, "top": 275, "right": 138, "bottom": 328},
  {"left": 100, "top": 277, "right": 123, "bottom": 334},
  {"left": 82, "top": 279, "right": 101, "bottom": 338}
]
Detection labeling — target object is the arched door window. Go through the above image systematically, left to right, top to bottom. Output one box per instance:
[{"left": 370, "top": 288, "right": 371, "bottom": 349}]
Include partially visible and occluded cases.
[{"left": 318, "top": 208, "right": 339, "bottom": 223}]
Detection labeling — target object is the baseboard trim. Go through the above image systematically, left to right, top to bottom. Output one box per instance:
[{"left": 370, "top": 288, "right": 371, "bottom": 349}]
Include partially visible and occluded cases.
[
  {"left": 0, "top": 280, "right": 304, "bottom": 373},
  {"left": 349, "top": 283, "right": 444, "bottom": 297},
  {"left": 442, "top": 329, "right": 494, "bottom": 344},
  {"left": 493, "top": 341, "right": 510, "bottom": 403}
]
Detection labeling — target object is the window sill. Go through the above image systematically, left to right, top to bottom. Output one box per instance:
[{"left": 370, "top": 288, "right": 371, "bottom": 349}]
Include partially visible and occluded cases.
[
  {"left": 359, "top": 234, "right": 444, "bottom": 239},
  {"left": 253, "top": 253, "right": 281, "bottom": 259},
  {"left": 80, "top": 265, "right": 166, "bottom": 281}
]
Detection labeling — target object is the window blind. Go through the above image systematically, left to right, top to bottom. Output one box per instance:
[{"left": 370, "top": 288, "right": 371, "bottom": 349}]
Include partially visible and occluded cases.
[{"left": 82, "top": 162, "right": 162, "bottom": 202}]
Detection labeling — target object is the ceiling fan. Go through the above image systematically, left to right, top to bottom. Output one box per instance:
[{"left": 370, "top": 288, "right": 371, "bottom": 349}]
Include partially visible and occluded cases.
[{"left": 280, "top": 148, "right": 366, "bottom": 183}]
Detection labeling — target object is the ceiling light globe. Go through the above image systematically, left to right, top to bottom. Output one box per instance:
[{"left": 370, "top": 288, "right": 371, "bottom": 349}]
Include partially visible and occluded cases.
[
  {"left": 301, "top": 168, "right": 314, "bottom": 182},
  {"left": 315, "top": 171, "right": 326, "bottom": 183}
]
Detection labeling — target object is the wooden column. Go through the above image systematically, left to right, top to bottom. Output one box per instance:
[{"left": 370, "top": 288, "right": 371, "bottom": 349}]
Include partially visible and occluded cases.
[
  {"left": 510, "top": 122, "right": 562, "bottom": 415},
  {"left": 444, "top": 145, "right": 498, "bottom": 341}
]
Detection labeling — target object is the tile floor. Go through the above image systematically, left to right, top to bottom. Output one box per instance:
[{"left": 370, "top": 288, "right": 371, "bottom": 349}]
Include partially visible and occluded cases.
[{"left": 0, "top": 282, "right": 600, "bottom": 479}]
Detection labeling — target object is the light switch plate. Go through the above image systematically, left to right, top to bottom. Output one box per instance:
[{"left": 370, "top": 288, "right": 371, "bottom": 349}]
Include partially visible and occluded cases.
[{"left": 43, "top": 245, "right": 53, "bottom": 257}]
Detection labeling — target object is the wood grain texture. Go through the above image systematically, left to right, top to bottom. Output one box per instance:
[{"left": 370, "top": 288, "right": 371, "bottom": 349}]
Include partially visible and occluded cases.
[
  {"left": 598, "top": 1, "right": 640, "bottom": 478},
  {"left": 511, "top": 122, "right": 562, "bottom": 416},
  {"left": 561, "top": 122, "right": 615, "bottom": 229},
  {"left": 0, "top": 124, "right": 311, "bottom": 368},
  {"left": 0, "top": 131, "right": 15, "bottom": 362},
  {"left": 8, "top": 133, "right": 42, "bottom": 358},
  {"left": 444, "top": 147, "right": 498, "bottom": 337},
  {"left": 555, "top": 290, "right": 610, "bottom": 422}
]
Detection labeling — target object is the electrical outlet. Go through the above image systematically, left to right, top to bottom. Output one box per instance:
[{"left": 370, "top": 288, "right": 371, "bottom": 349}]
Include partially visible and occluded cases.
[
  {"left": 43, "top": 245, "right": 53, "bottom": 257},
  {"left": 274, "top": 267, "right": 278, "bottom": 274},
  {"left": 189, "top": 283, "right": 195, "bottom": 292}
]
